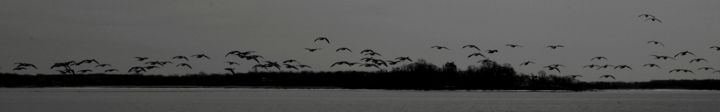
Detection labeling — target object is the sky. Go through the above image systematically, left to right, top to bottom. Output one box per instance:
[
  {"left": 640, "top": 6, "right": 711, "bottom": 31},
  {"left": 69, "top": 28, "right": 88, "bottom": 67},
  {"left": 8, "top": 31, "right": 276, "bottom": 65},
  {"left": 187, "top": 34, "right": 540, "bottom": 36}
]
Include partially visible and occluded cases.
[{"left": 0, "top": 0, "right": 719, "bottom": 81}]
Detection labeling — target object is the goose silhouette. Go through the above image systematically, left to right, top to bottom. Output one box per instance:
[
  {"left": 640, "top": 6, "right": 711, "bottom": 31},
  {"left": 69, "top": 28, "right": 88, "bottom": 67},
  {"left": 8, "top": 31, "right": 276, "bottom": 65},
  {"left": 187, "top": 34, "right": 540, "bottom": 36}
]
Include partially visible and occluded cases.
[
  {"left": 638, "top": 14, "right": 656, "bottom": 18},
  {"left": 645, "top": 18, "right": 662, "bottom": 23},
  {"left": 314, "top": 37, "right": 330, "bottom": 44},
  {"left": 647, "top": 41, "right": 664, "bottom": 47},
  {"left": 505, "top": 44, "right": 522, "bottom": 48},
  {"left": 462, "top": 45, "right": 480, "bottom": 50},
  {"left": 547, "top": 45, "right": 564, "bottom": 49},
  {"left": 431, "top": 46, "right": 449, "bottom": 50},
  {"left": 711, "top": 46, "right": 720, "bottom": 51},
  {"left": 336, "top": 47, "right": 352, "bottom": 52},
  {"left": 305, "top": 48, "right": 321, "bottom": 52},
  {"left": 360, "top": 49, "right": 376, "bottom": 54},
  {"left": 486, "top": 49, "right": 499, "bottom": 54},
  {"left": 226, "top": 50, "right": 255, "bottom": 57},
  {"left": 674, "top": 51, "right": 695, "bottom": 58},
  {"left": 364, "top": 52, "right": 382, "bottom": 56},
  {"left": 468, "top": 53, "right": 487, "bottom": 58},
  {"left": 191, "top": 54, "right": 211, "bottom": 59},
  {"left": 242, "top": 55, "right": 264, "bottom": 63},
  {"left": 651, "top": 55, "right": 676, "bottom": 60},
  {"left": 172, "top": 56, "right": 189, "bottom": 61},
  {"left": 590, "top": 56, "right": 608, "bottom": 61},
  {"left": 135, "top": 57, "right": 150, "bottom": 61},
  {"left": 395, "top": 57, "right": 413, "bottom": 62},
  {"left": 689, "top": 58, "right": 708, "bottom": 63},
  {"left": 79, "top": 59, "right": 100, "bottom": 65},
  {"left": 282, "top": 60, "right": 298, "bottom": 64},
  {"left": 386, "top": 60, "right": 401, "bottom": 65},
  {"left": 226, "top": 61, "right": 240, "bottom": 65},
  {"left": 332, "top": 61, "right": 359, "bottom": 67},
  {"left": 519, "top": 61, "right": 535, "bottom": 66},
  {"left": 14, "top": 63, "right": 37, "bottom": 69},
  {"left": 177, "top": 63, "right": 192, "bottom": 69},
  {"left": 642, "top": 63, "right": 661, "bottom": 69},
  {"left": 95, "top": 64, "right": 112, "bottom": 67},
  {"left": 284, "top": 64, "right": 299, "bottom": 70},
  {"left": 297, "top": 64, "right": 312, "bottom": 69},
  {"left": 547, "top": 64, "right": 565, "bottom": 68},
  {"left": 583, "top": 64, "right": 600, "bottom": 69},
  {"left": 599, "top": 64, "right": 614, "bottom": 69},
  {"left": 614, "top": 65, "right": 632, "bottom": 70},
  {"left": 128, "top": 66, "right": 147, "bottom": 73},
  {"left": 544, "top": 66, "right": 561, "bottom": 73},
  {"left": 12, "top": 67, "right": 27, "bottom": 71},
  {"left": 697, "top": 67, "right": 714, "bottom": 71},
  {"left": 77, "top": 69, "right": 93, "bottom": 74},
  {"left": 104, "top": 69, "right": 118, "bottom": 72},
  {"left": 669, "top": 69, "right": 694, "bottom": 73},
  {"left": 600, "top": 75, "right": 616, "bottom": 79}
]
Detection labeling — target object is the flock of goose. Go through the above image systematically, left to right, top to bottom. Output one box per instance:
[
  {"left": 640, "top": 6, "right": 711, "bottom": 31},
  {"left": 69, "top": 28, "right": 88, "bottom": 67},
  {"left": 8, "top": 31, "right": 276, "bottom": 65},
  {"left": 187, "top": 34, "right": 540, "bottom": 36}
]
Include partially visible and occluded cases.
[{"left": 3, "top": 14, "right": 719, "bottom": 80}]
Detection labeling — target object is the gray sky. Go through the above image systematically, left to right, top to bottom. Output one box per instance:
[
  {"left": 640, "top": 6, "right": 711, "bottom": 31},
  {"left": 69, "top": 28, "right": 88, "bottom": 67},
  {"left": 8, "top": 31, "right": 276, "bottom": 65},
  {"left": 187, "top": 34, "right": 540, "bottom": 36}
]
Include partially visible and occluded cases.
[{"left": 1, "top": 0, "right": 719, "bottom": 81}]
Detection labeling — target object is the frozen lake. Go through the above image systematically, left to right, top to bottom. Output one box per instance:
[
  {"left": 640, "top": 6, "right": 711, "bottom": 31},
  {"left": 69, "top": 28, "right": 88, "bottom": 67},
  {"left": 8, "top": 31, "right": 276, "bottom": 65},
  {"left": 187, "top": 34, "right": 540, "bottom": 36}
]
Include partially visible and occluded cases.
[{"left": 0, "top": 88, "right": 718, "bottom": 112}]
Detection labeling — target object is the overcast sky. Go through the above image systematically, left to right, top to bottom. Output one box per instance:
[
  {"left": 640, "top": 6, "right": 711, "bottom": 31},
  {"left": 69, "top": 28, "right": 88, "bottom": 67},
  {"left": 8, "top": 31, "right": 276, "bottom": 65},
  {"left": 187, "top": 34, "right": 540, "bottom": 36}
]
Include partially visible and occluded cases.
[{"left": 1, "top": 0, "right": 719, "bottom": 81}]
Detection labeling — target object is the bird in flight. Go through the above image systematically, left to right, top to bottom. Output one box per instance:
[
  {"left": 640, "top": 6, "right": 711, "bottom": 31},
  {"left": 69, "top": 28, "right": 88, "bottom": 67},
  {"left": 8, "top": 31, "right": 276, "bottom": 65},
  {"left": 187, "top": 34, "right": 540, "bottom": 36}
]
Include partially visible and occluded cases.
[
  {"left": 638, "top": 14, "right": 656, "bottom": 18},
  {"left": 645, "top": 18, "right": 662, "bottom": 23},
  {"left": 314, "top": 36, "right": 330, "bottom": 44},
  {"left": 647, "top": 41, "right": 664, "bottom": 47},
  {"left": 505, "top": 44, "right": 522, "bottom": 48},
  {"left": 462, "top": 45, "right": 481, "bottom": 50},
  {"left": 546, "top": 45, "right": 564, "bottom": 49},
  {"left": 431, "top": 46, "right": 449, "bottom": 50},
  {"left": 711, "top": 46, "right": 720, "bottom": 51},
  {"left": 336, "top": 47, "right": 352, "bottom": 52},
  {"left": 305, "top": 48, "right": 321, "bottom": 52},
  {"left": 360, "top": 49, "right": 376, "bottom": 54},
  {"left": 486, "top": 49, "right": 499, "bottom": 54},
  {"left": 226, "top": 50, "right": 255, "bottom": 57},
  {"left": 674, "top": 51, "right": 695, "bottom": 58},
  {"left": 364, "top": 52, "right": 382, "bottom": 56},
  {"left": 467, "top": 53, "right": 487, "bottom": 58},
  {"left": 191, "top": 54, "right": 211, "bottom": 59},
  {"left": 651, "top": 55, "right": 676, "bottom": 60},
  {"left": 172, "top": 56, "right": 189, "bottom": 61},
  {"left": 591, "top": 56, "right": 608, "bottom": 61},
  {"left": 135, "top": 57, "right": 150, "bottom": 61},
  {"left": 395, "top": 57, "right": 413, "bottom": 62},
  {"left": 689, "top": 58, "right": 708, "bottom": 63},
  {"left": 77, "top": 59, "right": 100, "bottom": 65},
  {"left": 282, "top": 60, "right": 298, "bottom": 64},
  {"left": 226, "top": 61, "right": 240, "bottom": 65},
  {"left": 519, "top": 61, "right": 535, "bottom": 66},
  {"left": 14, "top": 63, "right": 37, "bottom": 69},
  {"left": 176, "top": 63, "right": 192, "bottom": 69},
  {"left": 642, "top": 63, "right": 661, "bottom": 69},
  {"left": 95, "top": 64, "right": 112, "bottom": 67},
  {"left": 284, "top": 64, "right": 299, "bottom": 70},
  {"left": 583, "top": 64, "right": 601, "bottom": 69},
  {"left": 598, "top": 64, "right": 614, "bottom": 69},
  {"left": 614, "top": 65, "right": 632, "bottom": 70},
  {"left": 128, "top": 66, "right": 147, "bottom": 73},
  {"left": 544, "top": 66, "right": 561, "bottom": 73},
  {"left": 12, "top": 67, "right": 27, "bottom": 71},
  {"left": 697, "top": 67, "right": 714, "bottom": 71},
  {"left": 225, "top": 68, "right": 236, "bottom": 74},
  {"left": 77, "top": 69, "right": 93, "bottom": 74},
  {"left": 104, "top": 69, "right": 118, "bottom": 73},
  {"left": 669, "top": 69, "right": 694, "bottom": 74},
  {"left": 600, "top": 75, "right": 616, "bottom": 79}
]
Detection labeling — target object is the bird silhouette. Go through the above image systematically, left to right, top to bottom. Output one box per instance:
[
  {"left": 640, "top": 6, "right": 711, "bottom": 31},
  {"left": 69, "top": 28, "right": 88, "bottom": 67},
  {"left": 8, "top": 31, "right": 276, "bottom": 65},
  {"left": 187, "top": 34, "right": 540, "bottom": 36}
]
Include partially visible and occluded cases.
[
  {"left": 638, "top": 14, "right": 656, "bottom": 18},
  {"left": 645, "top": 18, "right": 662, "bottom": 23},
  {"left": 314, "top": 37, "right": 330, "bottom": 44},
  {"left": 647, "top": 41, "right": 664, "bottom": 47},
  {"left": 505, "top": 44, "right": 522, "bottom": 48},
  {"left": 462, "top": 45, "right": 480, "bottom": 50},
  {"left": 546, "top": 45, "right": 564, "bottom": 49},
  {"left": 431, "top": 46, "right": 449, "bottom": 50},
  {"left": 711, "top": 46, "right": 720, "bottom": 51},
  {"left": 336, "top": 47, "right": 352, "bottom": 52},
  {"left": 305, "top": 48, "right": 321, "bottom": 52},
  {"left": 360, "top": 49, "right": 376, "bottom": 54},
  {"left": 486, "top": 49, "right": 499, "bottom": 54},
  {"left": 226, "top": 50, "right": 255, "bottom": 57},
  {"left": 674, "top": 51, "right": 695, "bottom": 58},
  {"left": 364, "top": 52, "right": 382, "bottom": 56},
  {"left": 468, "top": 53, "right": 487, "bottom": 58},
  {"left": 191, "top": 54, "right": 211, "bottom": 59},
  {"left": 242, "top": 55, "right": 264, "bottom": 63},
  {"left": 651, "top": 55, "right": 676, "bottom": 60},
  {"left": 172, "top": 56, "right": 189, "bottom": 61},
  {"left": 590, "top": 56, "right": 608, "bottom": 61},
  {"left": 135, "top": 57, "right": 150, "bottom": 61},
  {"left": 395, "top": 57, "right": 413, "bottom": 62},
  {"left": 689, "top": 58, "right": 708, "bottom": 63},
  {"left": 78, "top": 59, "right": 100, "bottom": 65},
  {"left": 282, "top": 60, "right": 298, "bottom": 64},
  {"left": 386, "top": 60, "right": 401, "bottom": 65},
  {"left": 226, "top": 61, "right": 240, "bottom": 65},
  {"left": 331, "top": 61, "right": 355, "bottom": 67},
  {"left": 520, "top": 61, "right": 535, "bottom": 66},
  {"left": 14, "top": 63, "right": 37, "bottom": 69},
  {"left": 177, "top": 63, "right": 192, "bottom": 69},
  {"left": 360, "top": 63, "right": 381, "bottom": 69},
  {"left": 642, "top": 63, "right": 661, "bottom": 69},
  {"left": 95, "top": 64, "right": 112, "bottom": 67},
  {"left": 284, "top": 64, "right": 299, "bottom": 70},
  {"left": 297, "top": 64, "right": 312, "bottom": 69},
  {"left": 547, "top": 64, "right": 565, "bottom": 68},
  {"left": 583, "top": 64, "right": 601, "bottom": 69},
  {"left": 599, "top": 64, "right": 614, "bottom": 69},
  {"left": 614, "top": 65, "right": 632, "bottom": 70},
  {"left": 128, "top": 66, "right": 147, "bottom": 73},
  {"left": 544, "top": 66, "right": 561, "bottom": 73},
  {"left": 12, "top": 67, "right": 27, "bottom": 71},
  {"left": 698, "top": 67, "right": 714, "bottom": 71},
  {"left": 225, "top": 68, "right": 236, "bottom": 74},
  {"left": 77, "top": 69, "right": 93, "bottom": 74},
  {"left": 104, "top": 69, "right": 118, "bottom": 73},
  {"left": 669, "top": 69, "right": 694, "bottom": 73},
  {"left": 600, "top": 75, "right": 616, "bottom": 79}
]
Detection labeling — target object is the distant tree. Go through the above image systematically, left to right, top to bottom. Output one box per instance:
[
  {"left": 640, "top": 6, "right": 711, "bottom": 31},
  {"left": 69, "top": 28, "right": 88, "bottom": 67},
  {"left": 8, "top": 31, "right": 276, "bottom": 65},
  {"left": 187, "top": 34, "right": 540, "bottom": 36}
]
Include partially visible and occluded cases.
[
  {"left": 392, "top": 59, "right": 439, "bottom": 72},
  {"left": 441, "top": 62, "right": 457, "bottom": 72}
]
